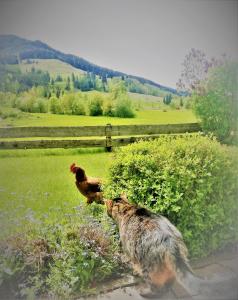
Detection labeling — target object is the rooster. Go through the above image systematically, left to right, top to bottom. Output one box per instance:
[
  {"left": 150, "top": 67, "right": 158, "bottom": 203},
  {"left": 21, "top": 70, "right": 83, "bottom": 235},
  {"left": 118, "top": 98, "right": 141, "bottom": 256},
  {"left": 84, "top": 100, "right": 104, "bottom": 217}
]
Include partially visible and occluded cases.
[{"left": 70, "top": 163, "right": 104, "bottom": 204}]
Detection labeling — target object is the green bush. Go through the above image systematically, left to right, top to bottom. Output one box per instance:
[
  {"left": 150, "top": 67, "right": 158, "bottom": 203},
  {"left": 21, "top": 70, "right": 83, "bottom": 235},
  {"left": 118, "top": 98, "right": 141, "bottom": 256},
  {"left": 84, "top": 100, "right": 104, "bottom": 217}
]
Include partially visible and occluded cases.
[
  {"left": 60, "top": 94, "right": 75, "bottom": 114},
  {"left": 49, "top": 96, "right": 62, "bottom": 114},
  {"left": 114, "top": 96, "right": 135, "bottom": 118},
  {"left": 32, "top": 99, "right": 48, "bottom": 113},
  {"left": 71, "top": 99, "right": 86, "bottom": 115},
  {"left": 88, "top": 99, "right": 103, "bottom": 116},
  {"left": 103, "top": 101, "right": 114, "bottom": 117},
  {"left": 104, "top": 134, "right": 238, "bottom": 257},
  {"left": 0, "top": 204, "right": 121, "bottom": 299}
]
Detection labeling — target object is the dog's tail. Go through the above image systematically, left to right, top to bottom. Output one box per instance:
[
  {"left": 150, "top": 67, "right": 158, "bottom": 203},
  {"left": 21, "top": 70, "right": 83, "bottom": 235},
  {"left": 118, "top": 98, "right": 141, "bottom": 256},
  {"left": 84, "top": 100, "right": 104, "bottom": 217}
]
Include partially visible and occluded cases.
[{"left": 175, "top": 243, "right": 203, "bottom": 296}]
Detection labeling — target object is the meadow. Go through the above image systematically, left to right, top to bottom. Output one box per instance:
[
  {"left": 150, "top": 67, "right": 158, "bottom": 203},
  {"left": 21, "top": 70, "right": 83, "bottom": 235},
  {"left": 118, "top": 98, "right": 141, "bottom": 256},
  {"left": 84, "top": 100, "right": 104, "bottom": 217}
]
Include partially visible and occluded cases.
[
  {"left": 0, "top": 104, "right": 197, "bottom": 236},
  {"left": 0, "top": 109, "right": 197, "bottom": 127},
  {"left": 0, "top": 148, "right": 111, "bottom": 238}
]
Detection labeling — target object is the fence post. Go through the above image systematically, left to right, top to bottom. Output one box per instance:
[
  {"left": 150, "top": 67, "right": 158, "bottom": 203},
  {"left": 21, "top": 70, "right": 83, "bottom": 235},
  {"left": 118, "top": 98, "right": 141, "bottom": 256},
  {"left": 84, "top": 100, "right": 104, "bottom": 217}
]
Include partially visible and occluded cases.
[{"left": 105, "top": 123, "right": 112, "bottom": 152}]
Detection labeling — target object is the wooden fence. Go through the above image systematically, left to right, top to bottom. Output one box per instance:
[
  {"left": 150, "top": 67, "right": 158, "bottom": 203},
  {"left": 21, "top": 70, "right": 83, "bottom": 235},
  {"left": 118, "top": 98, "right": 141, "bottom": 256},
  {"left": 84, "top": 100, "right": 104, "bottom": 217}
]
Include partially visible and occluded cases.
[{"left": 0, "top": 123, "right": 201, "bottom": 150}]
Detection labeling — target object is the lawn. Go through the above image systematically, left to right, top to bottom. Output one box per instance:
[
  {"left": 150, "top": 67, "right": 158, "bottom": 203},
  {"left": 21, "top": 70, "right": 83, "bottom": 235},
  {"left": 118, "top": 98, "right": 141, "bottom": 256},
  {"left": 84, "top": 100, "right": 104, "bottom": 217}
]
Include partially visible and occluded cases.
[
  {"left": 0, "top": 108, "right": 198, "bottom": 237},
  {"left": 0, "top": 109, "right": 197, "bottom": 127},
  {"left": 0, "top": 149, "right": 112, "bottom": 238}
]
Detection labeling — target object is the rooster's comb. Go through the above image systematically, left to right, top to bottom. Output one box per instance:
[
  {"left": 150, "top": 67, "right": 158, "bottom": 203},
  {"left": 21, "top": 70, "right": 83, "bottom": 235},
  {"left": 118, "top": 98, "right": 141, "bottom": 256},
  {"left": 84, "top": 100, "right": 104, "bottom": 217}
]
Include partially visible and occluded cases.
[{"left": 70, "top": 163, "right": 77, "bottom": 173}]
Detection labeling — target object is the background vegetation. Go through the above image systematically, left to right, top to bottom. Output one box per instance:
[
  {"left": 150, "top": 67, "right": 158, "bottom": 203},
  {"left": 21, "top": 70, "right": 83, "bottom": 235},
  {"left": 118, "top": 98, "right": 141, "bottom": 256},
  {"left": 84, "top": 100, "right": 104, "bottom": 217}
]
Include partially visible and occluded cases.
[{"left": 177, "top": 49, "right": 238, "bottom": 145}]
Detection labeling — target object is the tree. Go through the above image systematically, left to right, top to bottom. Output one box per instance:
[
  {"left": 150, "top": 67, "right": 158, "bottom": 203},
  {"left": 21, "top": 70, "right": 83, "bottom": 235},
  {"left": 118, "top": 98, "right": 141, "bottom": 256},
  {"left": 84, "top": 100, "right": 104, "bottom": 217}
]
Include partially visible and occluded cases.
[
  {"left": 176, "top": 48, "right": 225, "bottom": 93},
  {"left": 177, "top": 49, "right": 237, "bottom": 144},
  {"left": 192, "top": 62, "right": 238, "bottom": 144},
  {"left": 71, "top": 73, "right": 75, "bottom": 84},
  {"left": 102, "top": 74, "right": 108, "bottom": 91},
  {"left": 55, "top": 75, "right": 63, "bottom": 82},
  {"left": 65, "top": 77, "right": 71, "bottom": 91},
  {"left": 109, "top": 78, "right": 127, "bottom": 100},
  {"left": 108, "top": 79, "right": 135, "bottom": 118},
  {"left": 56, "top": 86, "right": 61, "bottom": 98},
  {"left": 163, "top": 94, "right": 172, "bottom": 105},
  {"left": 49, "top": 96, "right": 61, "bottom": 114},
  {"left": 180, "top": 98, "right": 184, "bottom": 107}
]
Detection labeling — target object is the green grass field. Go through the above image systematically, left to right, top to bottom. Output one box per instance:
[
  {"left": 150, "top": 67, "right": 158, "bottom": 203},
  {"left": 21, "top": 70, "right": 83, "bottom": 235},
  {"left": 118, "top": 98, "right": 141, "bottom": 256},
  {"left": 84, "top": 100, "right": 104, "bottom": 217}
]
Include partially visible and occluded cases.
[
  {"left": 0, "top": 105, "right": 197, "bottom": 238},
  {"left": 0, "top": 109, "right": 197, "bottom": 127},
  {"left": 0, "top": 149, "right": 111, "bottom": 237}
]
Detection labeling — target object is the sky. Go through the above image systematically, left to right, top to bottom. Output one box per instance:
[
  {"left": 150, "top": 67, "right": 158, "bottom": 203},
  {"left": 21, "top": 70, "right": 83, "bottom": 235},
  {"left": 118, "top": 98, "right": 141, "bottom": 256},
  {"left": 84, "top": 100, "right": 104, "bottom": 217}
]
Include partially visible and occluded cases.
[{"left": 0, "top": 0, "right": 237, "bottom": 88}]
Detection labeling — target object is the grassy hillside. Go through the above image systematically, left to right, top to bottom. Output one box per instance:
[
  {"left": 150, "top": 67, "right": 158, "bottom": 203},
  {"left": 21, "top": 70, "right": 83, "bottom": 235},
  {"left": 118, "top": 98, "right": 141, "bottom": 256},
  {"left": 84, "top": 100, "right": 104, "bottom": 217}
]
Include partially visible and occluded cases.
[
  {"left": 0, "top": 34, "right": 178, "bottom": 95},
  {"left": 20, "top": 59, "right": 84, "bottom": 78}
]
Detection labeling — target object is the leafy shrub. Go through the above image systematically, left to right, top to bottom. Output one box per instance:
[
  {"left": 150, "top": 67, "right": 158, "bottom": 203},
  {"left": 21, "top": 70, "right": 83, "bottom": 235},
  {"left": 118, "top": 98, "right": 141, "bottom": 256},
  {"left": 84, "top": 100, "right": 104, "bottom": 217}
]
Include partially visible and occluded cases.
[
  {"left": 60, "top": 93, "right": 75, "bottom": 114},
  {"left": 17, "top": 95, "right": 34, "bottom": 112},
  {"left": 49, "top": 96, "right": 62, "bottom": 114},
  {"left": 114, "top": 96, "right": 135, "bottom": 118},
  {"left": 88, "top": 98, "right": 103, "bottom": 116},
  {"left": 32, "top": 99, "right": 48, "bottom": 113},
  {"left": 71, "top": 100, "right": 85, "bottom": 115},
  {"left": 103, "top": 100, "right": 114, "bottom": 117},
  {"left": 104, "top": 134, "right": 238, "bottom": 257},
  {"left": 0, "top": 204, "right": 121, "bottom": 299}
]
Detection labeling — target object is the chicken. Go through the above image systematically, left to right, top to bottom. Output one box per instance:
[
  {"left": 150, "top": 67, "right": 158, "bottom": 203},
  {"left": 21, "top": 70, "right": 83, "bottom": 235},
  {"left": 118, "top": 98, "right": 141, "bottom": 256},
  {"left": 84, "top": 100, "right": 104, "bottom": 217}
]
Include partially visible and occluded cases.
[{"left": 70, "top": 163, "right": 104, "bottom": 204}]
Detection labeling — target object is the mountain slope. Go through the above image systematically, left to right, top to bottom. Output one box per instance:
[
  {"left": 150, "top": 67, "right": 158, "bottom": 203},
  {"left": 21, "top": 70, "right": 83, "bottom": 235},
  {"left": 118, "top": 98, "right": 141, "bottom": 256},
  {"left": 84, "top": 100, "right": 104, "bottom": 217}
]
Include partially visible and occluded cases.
[
  {"left": 0, "top": 34, "right": 177, "bottom": 94},
  {"left": 20, "top": 59, "right": 84, "bottom": 78}
]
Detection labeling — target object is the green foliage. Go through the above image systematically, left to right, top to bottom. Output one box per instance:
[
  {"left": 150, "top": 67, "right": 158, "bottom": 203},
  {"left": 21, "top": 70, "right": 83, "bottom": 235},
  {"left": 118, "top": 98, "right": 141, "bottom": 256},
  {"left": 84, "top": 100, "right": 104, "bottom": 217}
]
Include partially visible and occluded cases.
[
  {"left": 192, "top": 62, "right": 238, "bottom": 145},
  {"left": 0, "top": 64, "right": 50, "bottom": 93},
  {"left": 73, "top": 73, "right": 98, "bottom": 92},
  {"left": 108, "top": 79, "right": 135, "bottom": 118},
  {"left": 109, "top": 79, "right": 127, "bottom": 100},
  {"left": 15, "top": 87, "right": 48, "bottom": 113},
  {"left": 0, "top": 91, "right": 17, "bottom": 107},
  {"left": 61, "top": 93, "right": 86, "bottom": 115},
  {"left": 88, "top": 93, "right": 103, "bottom": 116},
  {"left": 163, "top": 94, "right": 172, "bottom": 105},
  {"left": 49, "top": 96, "right": 62, "bottom": 114},
  {"left": 114, "top": 96, "right": 135, "bottom": 118},
  {"left": 180, "top": 98, "right": 184, "bottom": 107},
  {"left": 103, "top": 100, "right": 114, "bottom": 117},
  {"left": 104, "top": 135, "right": 238, "bottom": 258},
  {"left": 0, "top": 205, "right": 120, "bottom": 298}
]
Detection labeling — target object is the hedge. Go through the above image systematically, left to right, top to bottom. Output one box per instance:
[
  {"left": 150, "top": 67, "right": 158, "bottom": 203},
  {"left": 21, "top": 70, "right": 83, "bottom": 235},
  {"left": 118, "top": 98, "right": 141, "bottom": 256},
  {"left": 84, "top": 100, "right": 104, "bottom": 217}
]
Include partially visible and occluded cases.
[{"left": 104, "top": 134, "right": 238, "bottom": 257}]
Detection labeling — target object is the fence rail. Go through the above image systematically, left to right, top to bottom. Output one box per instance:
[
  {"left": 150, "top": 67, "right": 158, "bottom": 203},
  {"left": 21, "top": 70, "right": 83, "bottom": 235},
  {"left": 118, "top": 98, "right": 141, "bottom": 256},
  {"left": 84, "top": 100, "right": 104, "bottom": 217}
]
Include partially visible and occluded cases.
[{"left": 0, "top": 123, "right": 202, "bottom": 150}]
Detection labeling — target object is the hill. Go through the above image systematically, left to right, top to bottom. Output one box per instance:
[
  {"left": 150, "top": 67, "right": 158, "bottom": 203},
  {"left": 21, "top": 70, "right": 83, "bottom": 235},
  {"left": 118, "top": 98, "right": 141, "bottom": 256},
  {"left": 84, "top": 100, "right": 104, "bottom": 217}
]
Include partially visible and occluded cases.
[
  {"left": 0, "top": 34, "right": 177, "bottom": 95},
  {"left": 20, "top": 59, "right": 84, "bottom": 78}
]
